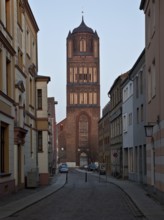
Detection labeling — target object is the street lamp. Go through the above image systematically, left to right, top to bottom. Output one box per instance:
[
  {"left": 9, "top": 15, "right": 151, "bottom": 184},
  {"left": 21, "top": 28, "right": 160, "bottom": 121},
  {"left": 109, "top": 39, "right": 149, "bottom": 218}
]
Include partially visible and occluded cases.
[{"left": 144, "top": 124, "right": 154, "bottom": 137}]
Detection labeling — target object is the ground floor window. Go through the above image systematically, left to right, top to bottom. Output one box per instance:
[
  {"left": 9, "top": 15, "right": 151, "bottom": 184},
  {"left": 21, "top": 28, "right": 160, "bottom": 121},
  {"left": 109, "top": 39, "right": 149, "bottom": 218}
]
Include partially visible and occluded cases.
[
  {"left": 0, "top": 122, "right": 9, "bottom": 173},
  {"left": 129, "top": 148, "right": 133, "bottom": 172}
]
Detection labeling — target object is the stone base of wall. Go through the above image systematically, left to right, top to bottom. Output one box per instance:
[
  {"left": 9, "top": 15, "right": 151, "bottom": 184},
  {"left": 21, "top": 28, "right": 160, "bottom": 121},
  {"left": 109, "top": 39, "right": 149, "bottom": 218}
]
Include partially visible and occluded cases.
[
  {"left": 39, "top": 173, "right": 49, "bottom": 186},
  {"left": 0, "top": 179, "right": 15, "bottom": 197}
]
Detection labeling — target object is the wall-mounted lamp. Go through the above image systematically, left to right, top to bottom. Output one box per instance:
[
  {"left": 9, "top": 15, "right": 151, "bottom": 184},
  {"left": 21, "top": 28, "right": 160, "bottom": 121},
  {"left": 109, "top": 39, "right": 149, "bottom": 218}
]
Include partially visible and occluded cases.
[
  {"left": 144, "top": 116, "right": 160, "bottom": 137},
  {"left": 144, "top": 124, "right": 154, "bottom": 137}
]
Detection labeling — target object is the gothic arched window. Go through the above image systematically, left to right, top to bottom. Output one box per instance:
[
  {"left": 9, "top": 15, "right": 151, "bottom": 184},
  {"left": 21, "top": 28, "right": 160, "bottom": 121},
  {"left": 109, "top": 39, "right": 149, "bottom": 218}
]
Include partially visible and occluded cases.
[{"left": 79, "top": 115, "right": 88, "bottom": 147}]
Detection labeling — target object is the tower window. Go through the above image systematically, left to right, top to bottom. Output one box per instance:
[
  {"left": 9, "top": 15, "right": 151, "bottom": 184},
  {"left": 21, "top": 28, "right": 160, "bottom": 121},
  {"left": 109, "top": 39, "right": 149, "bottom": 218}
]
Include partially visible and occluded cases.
[{"left": 80, "top": 39, "right": 86, "bottom": 52}]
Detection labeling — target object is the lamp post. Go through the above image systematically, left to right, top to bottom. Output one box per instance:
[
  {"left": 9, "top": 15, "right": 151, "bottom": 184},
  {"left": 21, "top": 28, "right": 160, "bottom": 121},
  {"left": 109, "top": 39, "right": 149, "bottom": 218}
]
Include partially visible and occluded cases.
[{"left": 144, "top": 124, "right": 155, "bottom": 191}]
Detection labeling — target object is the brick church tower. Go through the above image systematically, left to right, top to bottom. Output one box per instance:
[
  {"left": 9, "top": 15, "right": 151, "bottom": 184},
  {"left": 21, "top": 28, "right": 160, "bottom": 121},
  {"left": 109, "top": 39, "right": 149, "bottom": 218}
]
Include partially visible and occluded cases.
[{"left": 58, "top": 17, "right": 100, "bottom": 167}]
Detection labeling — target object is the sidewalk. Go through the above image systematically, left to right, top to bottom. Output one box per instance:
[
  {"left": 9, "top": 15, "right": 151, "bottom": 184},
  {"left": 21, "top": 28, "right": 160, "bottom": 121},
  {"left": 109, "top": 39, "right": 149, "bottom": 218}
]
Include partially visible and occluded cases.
[
  {"left": 96, "top": 172, "right": 164, "bottom": 220},
  {"left": 0, "top": 173, "right": 66, "bottom": 219}
]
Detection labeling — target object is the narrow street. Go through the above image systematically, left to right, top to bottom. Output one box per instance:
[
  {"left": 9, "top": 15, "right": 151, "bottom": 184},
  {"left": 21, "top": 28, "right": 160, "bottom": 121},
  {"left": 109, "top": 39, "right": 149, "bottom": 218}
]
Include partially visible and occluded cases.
[{"left": 5, "top": 170, "right": 146, "bottom": 220}]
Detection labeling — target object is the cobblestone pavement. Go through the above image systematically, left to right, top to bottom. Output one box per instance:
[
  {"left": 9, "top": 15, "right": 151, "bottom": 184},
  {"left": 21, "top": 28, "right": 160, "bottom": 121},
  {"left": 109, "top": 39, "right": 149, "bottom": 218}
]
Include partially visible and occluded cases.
[
  {"left": 0, "top": 169, "right": 164, "bottom": 220},
  {"left": 2, "top": 170, "right": 146, "bottom": 220}
]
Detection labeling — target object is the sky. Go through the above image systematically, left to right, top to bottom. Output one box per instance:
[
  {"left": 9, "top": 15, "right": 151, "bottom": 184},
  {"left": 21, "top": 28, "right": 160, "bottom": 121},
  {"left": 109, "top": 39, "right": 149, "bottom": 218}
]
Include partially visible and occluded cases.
[{"left": 28, "top": 0, "right": 145, "bottom": 123}]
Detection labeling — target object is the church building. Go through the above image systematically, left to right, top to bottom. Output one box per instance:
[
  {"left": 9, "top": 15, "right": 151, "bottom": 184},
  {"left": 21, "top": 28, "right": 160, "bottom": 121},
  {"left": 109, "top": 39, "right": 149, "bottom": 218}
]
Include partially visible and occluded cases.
[{"left": 57, "top": 17, "right": 100, "bottom": 167}]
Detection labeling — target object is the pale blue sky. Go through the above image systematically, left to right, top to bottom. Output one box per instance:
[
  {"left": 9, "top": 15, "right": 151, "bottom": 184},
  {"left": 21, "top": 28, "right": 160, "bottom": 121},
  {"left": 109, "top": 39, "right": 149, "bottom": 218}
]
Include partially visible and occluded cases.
[{"left": 28, "top": 0, "right": 145, "bottom": 123}]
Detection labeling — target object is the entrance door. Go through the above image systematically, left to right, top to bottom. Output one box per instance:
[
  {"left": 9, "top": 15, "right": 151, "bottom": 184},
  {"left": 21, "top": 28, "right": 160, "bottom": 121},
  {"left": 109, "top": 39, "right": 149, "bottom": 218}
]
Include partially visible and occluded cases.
[{"left": 80, "top": 152, "right": 88, "bottom": 167}]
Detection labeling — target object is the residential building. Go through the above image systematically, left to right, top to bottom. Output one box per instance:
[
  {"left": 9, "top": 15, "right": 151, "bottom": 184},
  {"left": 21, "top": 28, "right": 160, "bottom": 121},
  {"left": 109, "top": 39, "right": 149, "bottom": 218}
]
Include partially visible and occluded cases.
[
  {"left": 0, "top": 0, "right": 51, "bottom": 195},
  {"left": 0, "top": 0, "right": 39, "bottom": 195},
  {"left": 0, "top": 0, "right": 16, "bottom": 195},
  {"left": 140, "top": 0, "right": 164, "bottom": 202},
  {"left": 57, "top": 17, "right": 100, "bottom": 167},
  {"left": 122, "top": 49, "right": 146, "bottom": 183},
  {"left": 108, "top": 72, "right": 128, "bottom": 177},
  {"left": 122, "top": 74, "right": 134, "bottom": 179},
  {"left": 36, "top": 76, "right": 50, "bottom": 185},
  {"left": 48, "top": 97, "right": 58, "bottom": 175},
  {"left": 98, "top": 101, "right": 111, "bottom": 173}
]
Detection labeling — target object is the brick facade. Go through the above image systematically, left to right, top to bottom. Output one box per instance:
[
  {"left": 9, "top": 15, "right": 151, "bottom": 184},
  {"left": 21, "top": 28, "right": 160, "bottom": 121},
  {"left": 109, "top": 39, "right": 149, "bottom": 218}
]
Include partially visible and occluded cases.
[{"left": 58, "top": 18, "right": 100, "bottom": 167}]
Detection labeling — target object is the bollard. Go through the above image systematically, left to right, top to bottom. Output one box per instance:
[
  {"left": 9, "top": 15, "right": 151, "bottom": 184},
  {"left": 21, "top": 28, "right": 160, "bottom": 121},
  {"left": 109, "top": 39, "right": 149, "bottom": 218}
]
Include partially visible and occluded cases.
[
  {"left": 66, "top": 172, "right": 68, "bottom": 183},
  {"left": 85, "top": 172, "right": 87, "bottom": 182}
]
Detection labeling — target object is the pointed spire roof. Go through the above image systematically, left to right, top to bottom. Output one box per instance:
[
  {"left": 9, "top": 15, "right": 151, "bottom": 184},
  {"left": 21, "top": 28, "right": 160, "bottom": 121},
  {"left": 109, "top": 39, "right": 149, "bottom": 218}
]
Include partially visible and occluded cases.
[{"left": 72, "top": 16, "right": 94, "bottom": 34}]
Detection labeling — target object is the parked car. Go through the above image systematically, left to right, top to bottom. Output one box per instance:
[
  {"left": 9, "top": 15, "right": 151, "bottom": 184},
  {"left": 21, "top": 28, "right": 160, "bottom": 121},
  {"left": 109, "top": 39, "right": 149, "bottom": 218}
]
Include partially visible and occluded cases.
[
  {"left": 59, "top": 163, "right": 68, "bottom": 173},
  {"left": 88, "top": 163, "right": 98, "bottom": 171},
  {"left": 81, "top": 164, "right": 88, "bottom": 170}
]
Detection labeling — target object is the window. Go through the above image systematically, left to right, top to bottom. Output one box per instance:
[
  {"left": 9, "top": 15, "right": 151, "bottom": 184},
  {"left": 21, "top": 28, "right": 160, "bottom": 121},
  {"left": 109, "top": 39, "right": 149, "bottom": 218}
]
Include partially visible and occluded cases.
[
  {"left": 5, "top": 0, "right": 11, "bottom": 33},
  {"left": 17, "top": 0, "right": 22, "bottom": 27},
  {"left": 152, "top": 0, "right": 155, "bottom": 34},
  {"left": 146, "top": 9, "right": 151, "bottom": 45},
  {"left": 26, "top": 29, "right": 31, "bottom": 57},
  {"left": 32, "top": 39, "right": 36, "bottom": 64},
  {"left": 80, "top": 39, "right": 86, "bottom": 52},
  {"left": 89, "top": 39, "right": 93, "bottom": 52},
  {"left": 94, "top": 40, "right": 98, "bottom": 57},
  {"left": 68, "top": 41, "right": 72, "bottom": 58},
  {"left": 18, "top": 48, "right": 23, "bottom": 69},
  {"left": 0, "top": 50, "right": 2, "bottom": 90},
  {"left": 6, "top": 58, "right": 11, "bottom": 96},
  {"left": 148, "top": 60, "right": 156, "bottom": 102},
  {"left": 152, "top": 60, "right": 156, "bottom": 97},
  {"left": 74, "top": 67, "right": 77, "bottom": 82},
  {"left": 79, "top": 67, "right": 88, "bottom": 83},
  {"left": 79, "top": 67, "right": 83, "bottom": 82},
  {"left": 84, "top": 67, "right": 87, "bottom": 82},
  {"left": 89, "top": 67, "right": 92, "bottom": 82},
  {"left": 70, "top": 68, "right": 73, "bottom": 82},
  {"left": 93, "top": 68, "right": 97, "bottom": 82},
  {"left": 148, "top": 68, "right": 151, "bottom": 102},
  {"left": 140, "top": 70, "right": 143, "bottom": 94},
  {"left": 136, "top": 76, "right": 139, "bottom": 98},
  {"left": 30, "top": 78, "right": 33, "bottom": 106},
  {"left": 129, "top": 82, "right": 133, "bottom": 96},
  {"left": 123, "top": 86, "right": 128, "bottom": 102},
  {"left": 37, "top": 89, "right": 42, "bottom": 109},
  {"left": 80, "top": 92, "right": 87, "bottom": 104},
  {"left": 89, "top": 92, "right": 93, "bottom": 104},
  {"left": 93, "top": 92, "right": 97, "bottom": 104},
  {"left": 70, "top": 93, "right": 78, "bottom": 105},
  {"left": 70, "top": 93, "right": 73, "bottom": 104},
  {"left": 74, "top": 93, "right": 78, "bottom": 104},
  {"left": 141, "top": 104, "right": 144, "bottom": 122},
  {"left": 137, "top": 108, "right": 139, "bottom": 124},
  {"left": 123, "top": 113, "right": 127, "bottom": 133},
  {"left": 128, "top": 113, "right": 132, "bottom": 126},
  {"left": 79, "top": 115, "right": 88, "bottom": 147},
  {"left": 0, "top": 123, "right": 9, "bottom": 173},
  {"left": 0, "top": 126, "right": 5, "bottom": 173},
  {"left": 30, "top": 126, "right": 33, "bottom": 155},
  {"left": 38, "top": 131, "right": 43, "bottom": 152},
  {"left": 143, "top": 145, "right": 147, "bottom": 175},
  {"left": 129, "top": 148, "right": 133, "bottom": 172}
]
